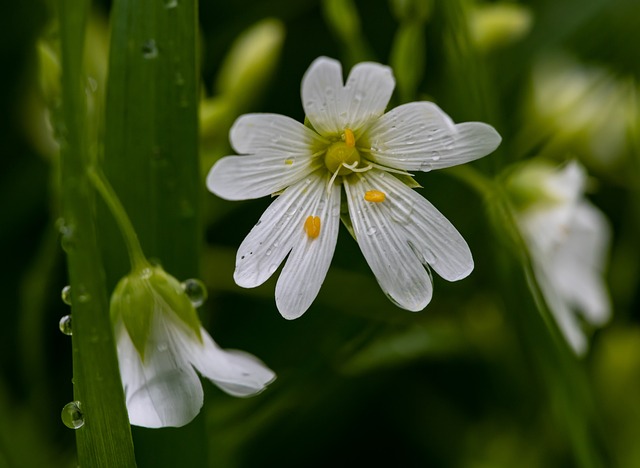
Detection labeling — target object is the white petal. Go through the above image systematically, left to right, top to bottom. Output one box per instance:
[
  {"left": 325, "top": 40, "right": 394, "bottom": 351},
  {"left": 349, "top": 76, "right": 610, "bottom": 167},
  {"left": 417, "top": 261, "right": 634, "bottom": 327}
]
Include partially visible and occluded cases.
[
  {"left": 301, "top": 57, "right": 395, "bottom": 137},
  {"left": 362, "top": 102, "right": 501, "bottom": 171},
  {"left": 229, "top": 113, "right": 327, "bottom": 155},
  {"left": 206, "top": 114, "right": 326, "bottom": 200},
  {"left": 234, "top": 172, "right": 329, "bottom": 288},
  {"left": 344, "top": 172, "right": 433, "bottom": 311},
  {"left": 275, "top": 175, "right": 341, "bottom": 319},
  {"left": 551, "top": 202, "right": 611, "bottom": 325},
  {"left": 533, "top": 267, "right": 588, "bottom": 355},
  {"left": 115, "top": 318, "right": 204, "bottom": 428},
  {"left": 189, "top": 328, "right": 275, "bottom": 397}
]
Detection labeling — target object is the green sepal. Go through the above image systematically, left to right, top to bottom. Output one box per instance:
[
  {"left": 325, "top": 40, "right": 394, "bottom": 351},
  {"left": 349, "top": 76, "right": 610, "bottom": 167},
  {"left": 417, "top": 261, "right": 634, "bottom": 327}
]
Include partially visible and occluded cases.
[
  {"left": 501, "top": 159, "right": 562, "bottom": 211},
  {"left": 395, "top": 173, "right": 422, "bottom": 189},
  {"left": 340, "top": 197, "right": 357, "bottom": 241},
  {"left": 110, "top": 263, "right": 203, "bottom": 361},
  {"left": 148, "top": 265, "right": 203, "bottom": 343}
]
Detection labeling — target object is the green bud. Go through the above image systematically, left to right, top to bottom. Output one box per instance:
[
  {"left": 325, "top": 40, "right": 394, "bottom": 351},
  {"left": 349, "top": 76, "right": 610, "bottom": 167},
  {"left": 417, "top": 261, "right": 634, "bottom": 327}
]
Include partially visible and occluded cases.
[
  {"left": 322, "top": 0, "right": 362, "bottom": 42},
  {"left": 389, "top": 0, "right": 432, "bottom": 22},
  {"left": 469, "top": 3, "right": 533, "bottom": 52},
  {"left": 215, "top": 18, "right": 285, "bottom": 108},
  {"left": 390, "top": 21, "right": 426, "bottom": 103},
  {"left": 36, "top": 41, "right": 61, "bottom": 105},
  {"left": 503, "top": 160, "right": 564, "bottom": 210},
  {"left": 111, "top": 263, "right": 202, "bottom": 361}
]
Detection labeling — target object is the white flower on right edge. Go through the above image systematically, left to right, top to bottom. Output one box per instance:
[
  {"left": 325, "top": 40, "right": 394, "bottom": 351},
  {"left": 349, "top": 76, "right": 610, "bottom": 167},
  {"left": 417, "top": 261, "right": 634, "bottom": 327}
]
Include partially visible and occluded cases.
[{"left": 507, "top": 160, "right": 612, "bottom": 355}]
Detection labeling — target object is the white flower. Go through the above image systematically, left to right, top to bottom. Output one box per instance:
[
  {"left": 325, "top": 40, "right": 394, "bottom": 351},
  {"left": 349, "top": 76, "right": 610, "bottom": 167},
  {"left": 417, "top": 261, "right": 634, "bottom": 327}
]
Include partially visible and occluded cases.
[
  {"left": 207, "top": 57, "right": 501, "bottom": 319},
  {"left": 509, "top": 160, "right": 612, "bottom": 355},
  {"left": 111, "top": 263, "right": 275, "bottom": 428}
]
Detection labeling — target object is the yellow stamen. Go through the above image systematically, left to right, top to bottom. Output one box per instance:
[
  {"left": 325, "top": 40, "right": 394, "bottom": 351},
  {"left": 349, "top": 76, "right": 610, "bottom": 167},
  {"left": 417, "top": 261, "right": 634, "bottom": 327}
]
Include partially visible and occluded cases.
[
  {"left": 344, "top": 128, "right": 355, "bottom": 148},
  {"left": 284, "top": 159, "right": 294, "bottom": 165},
  {"left": 364, "top": 190, "right": 386, "bottom": 203},
  {"left": 304, "top": 216, "right": 321, "bottom": 239}
]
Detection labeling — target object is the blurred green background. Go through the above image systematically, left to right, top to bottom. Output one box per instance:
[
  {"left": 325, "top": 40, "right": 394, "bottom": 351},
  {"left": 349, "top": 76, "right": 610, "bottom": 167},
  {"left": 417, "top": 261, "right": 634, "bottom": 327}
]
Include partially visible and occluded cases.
[{"left": 2, "top": 0, "right": 639, "bottom": 467}]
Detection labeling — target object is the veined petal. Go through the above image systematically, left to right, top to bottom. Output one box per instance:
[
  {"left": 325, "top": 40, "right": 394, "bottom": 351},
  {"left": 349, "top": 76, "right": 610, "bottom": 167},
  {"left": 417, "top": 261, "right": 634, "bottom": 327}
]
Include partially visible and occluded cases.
[
  {"left": 302, "top": 57, "right": 395, "bottom": 138},
  {"left": 362, "top": 102, "right": 501, "bottom": 171},
  {"left": 230, "top": 113, "right": 328, "bottom": 155},
  {"left": 207, "top": 114, "right": 326, "bottom": 200},
  {"left": 360, "top": 170, "right": 473, "bottom": 278},
  {"left": 234, "top": 171, "right": 329, "bottom": 288},
  {"left": 344, "top": 171, "right": 434, "bottom": 311},
  {"left": 275, "top": 174, "right": 341, "bottom": 319},
  {"left": 115, "top": 318, "right": 204, "bottom": 428},
  {"left": 189, "top": 328, "right": 275, "bottom": 397}
]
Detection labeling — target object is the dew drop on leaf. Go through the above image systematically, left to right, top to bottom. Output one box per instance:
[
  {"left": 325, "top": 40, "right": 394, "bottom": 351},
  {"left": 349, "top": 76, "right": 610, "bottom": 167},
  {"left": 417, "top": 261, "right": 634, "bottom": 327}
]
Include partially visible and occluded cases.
[
  {"left": 141, "top": 39, "right": 158, "bottom": 59},
  {"left": 61, "top": 285, "right": 72, "bottom": 305},
  {"left": 59, "top": 315, "right": 72, "bottom": 336},
  {"left": 61, "top": 401, "right": 84, "bottom": 429}
]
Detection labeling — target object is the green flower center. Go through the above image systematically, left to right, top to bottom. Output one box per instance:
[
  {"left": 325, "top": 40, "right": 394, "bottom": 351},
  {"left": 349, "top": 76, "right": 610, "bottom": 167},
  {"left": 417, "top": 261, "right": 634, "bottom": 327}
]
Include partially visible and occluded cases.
[{"left": 324, "top": 128, "right": 362, "bottom": 175}]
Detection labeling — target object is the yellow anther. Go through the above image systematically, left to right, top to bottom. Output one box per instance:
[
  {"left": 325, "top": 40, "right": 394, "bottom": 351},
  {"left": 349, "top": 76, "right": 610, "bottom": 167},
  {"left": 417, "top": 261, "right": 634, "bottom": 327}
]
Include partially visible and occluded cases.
[
  {"left": 344, "top": 128, "right": 356, "bottom": 148},
  {"left": 284, "top": 159, "right": 294, "bottom": 165},
  {"left": 364, "top": 190, "right": 386, "bottom": 203},
  {"left": 304, "top": 216, "right": 321, "bottom": 239}
]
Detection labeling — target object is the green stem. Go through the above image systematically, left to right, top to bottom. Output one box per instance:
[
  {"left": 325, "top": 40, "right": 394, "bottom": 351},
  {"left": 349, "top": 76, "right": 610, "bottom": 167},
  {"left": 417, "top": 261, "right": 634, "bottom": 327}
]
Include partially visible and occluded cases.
[
  {"left": 56, "top": 0, "right": 137, "bottom": 465},
  {"left": 444, "top": 164, "right": 496, "bottom": 198},
  {"left": 88, "top": 168, "right": 147, "bottom": 270}
]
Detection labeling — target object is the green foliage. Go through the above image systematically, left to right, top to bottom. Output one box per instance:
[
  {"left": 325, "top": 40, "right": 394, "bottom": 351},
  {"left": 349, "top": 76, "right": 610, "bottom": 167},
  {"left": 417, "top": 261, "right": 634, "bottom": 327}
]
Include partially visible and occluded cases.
[{"left": 2, "top": 0, "right": 640, "bottom": 467}]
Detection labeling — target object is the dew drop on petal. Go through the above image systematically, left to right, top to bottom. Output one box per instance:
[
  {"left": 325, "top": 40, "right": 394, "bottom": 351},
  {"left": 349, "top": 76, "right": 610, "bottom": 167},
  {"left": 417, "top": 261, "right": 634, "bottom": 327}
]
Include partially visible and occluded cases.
[
  {"left": 419, "top": 161, "right": 433, "bottom": 172},
  {"left": 367, "top": 226, "right": 378, "bottom": 236},
  {"left": 181, "top": 278, "right": 207, "bottom": 307},
  {"left": 61, "top": 285, "right": 72, "bottom": 305},
  {"left": 59, "top": 315, "right": 72, "bottom": 336},
  {"left": 61, "top": 401, "right": 84, "bottom": 429}
]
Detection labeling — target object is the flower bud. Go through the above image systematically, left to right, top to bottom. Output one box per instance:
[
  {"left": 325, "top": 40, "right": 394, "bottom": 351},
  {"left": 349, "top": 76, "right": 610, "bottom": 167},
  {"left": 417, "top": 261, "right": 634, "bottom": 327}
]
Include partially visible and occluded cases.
[{"left": 110, "top": 263, "right": 202, "bottom": 360}]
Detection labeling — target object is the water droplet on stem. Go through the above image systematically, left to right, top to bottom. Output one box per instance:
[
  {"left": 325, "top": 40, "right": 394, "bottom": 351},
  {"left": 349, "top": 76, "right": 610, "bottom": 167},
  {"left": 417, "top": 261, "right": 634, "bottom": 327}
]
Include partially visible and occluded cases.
[
  {"left": 141, "top": 40, "right": 158, "bottom": 59},
  {"left": 61, "top": 285, "right": 72, "bottom": 305},
  {"left": 59, "top": 315, "right": 72, "bottom": 336},
  {"left": 61, "top": 401, "right": 84, "bottom": 429}
]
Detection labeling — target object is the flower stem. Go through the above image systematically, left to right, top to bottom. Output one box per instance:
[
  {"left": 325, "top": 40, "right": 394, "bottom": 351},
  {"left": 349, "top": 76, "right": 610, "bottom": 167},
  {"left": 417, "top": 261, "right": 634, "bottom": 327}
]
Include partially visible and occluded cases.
[
  {"left": 56, "top": 0, "right": 136, "bottom": 464},
  {"left": 87, "top": 167, "right": 148, "bottom": 271}
]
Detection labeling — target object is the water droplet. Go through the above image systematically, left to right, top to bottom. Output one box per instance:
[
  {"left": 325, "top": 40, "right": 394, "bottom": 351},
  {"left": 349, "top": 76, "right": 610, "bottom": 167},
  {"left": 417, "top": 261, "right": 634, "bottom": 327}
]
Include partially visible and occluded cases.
[
  {"left": 164, "top": 0, "right": 178, "bottom": 8},
  {"left": 141, "top": 40, "right": 158, "bottom": 59},
  {"left": 87, "top": 77, "right": 98, "bottom": 92},
  {"left": 442, "top": 135, "right": 455, "bottom": 149},
  {"left": 432, "top": 155, "right": 440, "bottom": 161},
  {"left": 419, "top": 161, "right": 433, "bottom": 172},
  {"left": 285, "top": 205, "right": 297, "bottom": 217},
  {"left": 56, "top": 218, "right": 76, "bottom": 252},
  {"left": 367, "top": 226, "right": 377, "bottom": 236},
  {"left": 265, "top": 248, "right": 272, "bottom": 256},
  {"left": 181, "top": 279, "right": 207, "bottom": 307},
  {"left": 61, "top": 285, "right": 72, "bottom": 305},
  {"left": 75, "top": 285, "right": 91, "bottom": 304},
  {"left": 59, "top": 315, "right": 72, "bottom": 335},
  {"left": 157, "top": 343, "right": 168, "bottom": 352},
  {"left": 61, "top": 401, "right": 84, "bottom": 429}
]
